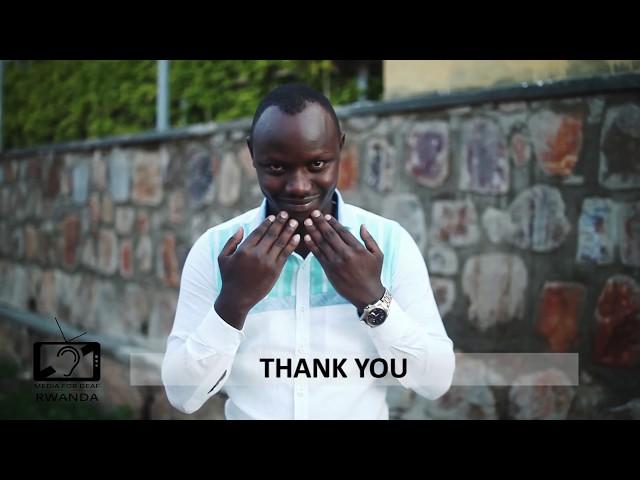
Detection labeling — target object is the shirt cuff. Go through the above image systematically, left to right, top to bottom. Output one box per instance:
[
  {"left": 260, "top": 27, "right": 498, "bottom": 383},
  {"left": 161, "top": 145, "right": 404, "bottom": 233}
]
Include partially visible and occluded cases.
[
  {"left": 367, "top": 298, "right": 417, "bottom": 345},
  {"left": 189, "top": 305, "right": 246, "bottom": 356}
]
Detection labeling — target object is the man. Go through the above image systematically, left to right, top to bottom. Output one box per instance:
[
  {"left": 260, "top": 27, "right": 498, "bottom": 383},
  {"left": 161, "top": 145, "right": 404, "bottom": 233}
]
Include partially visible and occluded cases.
[{"left": 162, "top": 83, "right": 455, "bottom": 419}]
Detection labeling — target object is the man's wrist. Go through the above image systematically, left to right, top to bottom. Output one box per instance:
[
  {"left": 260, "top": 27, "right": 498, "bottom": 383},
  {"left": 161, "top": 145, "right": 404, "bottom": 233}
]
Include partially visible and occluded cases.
[
  {"left": 355, "top": 285, "right": 386, "bottom": 315},
  {"left": 214, "top": 293, "right": 250, "bottom": 330}
]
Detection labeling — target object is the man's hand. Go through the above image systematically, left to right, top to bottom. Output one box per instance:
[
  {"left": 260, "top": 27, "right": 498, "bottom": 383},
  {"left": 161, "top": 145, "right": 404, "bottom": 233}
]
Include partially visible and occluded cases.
[
  {"left": 303, "top": 210, "right": 385, "bottom": 311},
  {"left": 215, "top": 211, "right": 300, "bottom": 329}
]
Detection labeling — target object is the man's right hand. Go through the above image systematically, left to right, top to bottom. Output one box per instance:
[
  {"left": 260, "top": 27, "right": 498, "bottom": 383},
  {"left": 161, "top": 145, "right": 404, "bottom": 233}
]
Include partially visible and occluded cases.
[{"left": 214, "top": 211, "right": 300, "bottom": 329}]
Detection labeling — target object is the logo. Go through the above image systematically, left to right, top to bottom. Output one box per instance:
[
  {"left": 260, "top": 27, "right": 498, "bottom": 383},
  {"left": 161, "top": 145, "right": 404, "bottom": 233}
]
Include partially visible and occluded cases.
[{"left": 33, "top": 317, "right": 101, "bottom": 382}]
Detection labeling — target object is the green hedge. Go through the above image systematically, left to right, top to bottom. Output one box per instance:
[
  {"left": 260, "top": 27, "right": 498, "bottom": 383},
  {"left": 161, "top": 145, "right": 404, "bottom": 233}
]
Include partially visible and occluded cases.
[{"left": 3, "top": 60, "right": 381, "bottom": 149}]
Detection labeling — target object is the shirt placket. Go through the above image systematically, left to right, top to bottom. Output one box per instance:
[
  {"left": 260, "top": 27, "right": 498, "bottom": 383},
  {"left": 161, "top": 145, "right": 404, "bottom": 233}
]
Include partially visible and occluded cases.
[{"left": 293, "top": 256, "right": 311, "bottom": 420}]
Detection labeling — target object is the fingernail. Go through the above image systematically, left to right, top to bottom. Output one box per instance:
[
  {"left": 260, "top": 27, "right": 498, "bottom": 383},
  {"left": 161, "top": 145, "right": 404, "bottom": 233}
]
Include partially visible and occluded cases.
[
  {"left": 311, "top": 210, "right": 321, "bottom": 218},
  {"left": 279, "top": 211, "right": 288, "bottom": 219},
  {"left": 324, "top": 214, "right": 331, "bottom": 221},
  {"left": 267, "top": 215, "right": 276, "bottom": 222},
  {"left": 289, "top": 219, "right": 297, "bottom": 228},
  {"left": 304, "top": 219, "right": 312, "bottom": 227},
  {"left": 293, "top": 234, "right": 300, "bottom": 243},
  {"left": 304, "top": 234, "right": 311, "bottom": 242}
]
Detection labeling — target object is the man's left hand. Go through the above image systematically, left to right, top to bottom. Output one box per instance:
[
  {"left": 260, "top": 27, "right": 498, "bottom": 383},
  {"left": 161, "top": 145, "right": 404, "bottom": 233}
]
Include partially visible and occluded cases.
[{"left": 303, "top": 210, "right": 385, "bottom": 311}]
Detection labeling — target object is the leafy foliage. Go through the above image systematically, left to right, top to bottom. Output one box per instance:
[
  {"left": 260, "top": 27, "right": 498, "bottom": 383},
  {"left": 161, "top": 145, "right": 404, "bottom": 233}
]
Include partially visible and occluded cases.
[{"left": 3, "top": 60, "right": 381, "bottom": 149}]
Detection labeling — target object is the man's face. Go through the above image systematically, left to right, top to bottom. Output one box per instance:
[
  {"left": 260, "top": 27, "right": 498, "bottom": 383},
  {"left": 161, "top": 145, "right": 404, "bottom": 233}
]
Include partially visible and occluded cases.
[{"left": 249, "top": 102, "right": 345, "bottom": 224}]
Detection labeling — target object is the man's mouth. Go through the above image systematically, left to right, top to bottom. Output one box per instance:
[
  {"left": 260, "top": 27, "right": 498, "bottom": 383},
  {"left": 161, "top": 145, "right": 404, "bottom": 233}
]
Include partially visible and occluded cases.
[{"left": 278, "top": 196, "right": 320, "bottom": 212}]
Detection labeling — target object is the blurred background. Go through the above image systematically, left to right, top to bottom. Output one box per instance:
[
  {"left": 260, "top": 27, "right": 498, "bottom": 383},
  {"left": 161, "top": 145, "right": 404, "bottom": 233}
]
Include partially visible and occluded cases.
[{"left": 0, "top": 60, "right": 638, "bottom": 420}]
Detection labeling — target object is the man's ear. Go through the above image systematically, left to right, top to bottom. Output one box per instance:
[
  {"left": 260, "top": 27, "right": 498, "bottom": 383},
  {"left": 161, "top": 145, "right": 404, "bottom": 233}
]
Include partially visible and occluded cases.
[{"left": 339, "top": 132, "right": 346, "bottom": 150}]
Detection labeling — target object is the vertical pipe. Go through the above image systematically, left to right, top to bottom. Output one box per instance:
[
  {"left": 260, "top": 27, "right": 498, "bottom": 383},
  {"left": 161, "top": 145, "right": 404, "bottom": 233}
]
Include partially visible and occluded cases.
[
  {"left": 156, "top": 60, "right": 169, "bottom": 131},
  {"left": 357, "top": 62, "right": 368, "bottom": 102}
]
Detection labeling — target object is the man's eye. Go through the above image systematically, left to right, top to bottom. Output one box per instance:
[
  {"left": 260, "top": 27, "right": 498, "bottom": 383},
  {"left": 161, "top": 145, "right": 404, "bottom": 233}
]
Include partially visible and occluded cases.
[
  {"left": 310, "top": 160, "right": 327, "bottom": 170},
  {"left": 267, "top": 164, "right": 284, "bottom": 173}
]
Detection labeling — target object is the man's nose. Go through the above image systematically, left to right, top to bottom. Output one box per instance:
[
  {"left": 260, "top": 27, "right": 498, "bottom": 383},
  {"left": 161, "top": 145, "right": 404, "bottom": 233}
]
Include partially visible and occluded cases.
[{"left": 285, "top": 170, "right": 312, "bottom": 197}]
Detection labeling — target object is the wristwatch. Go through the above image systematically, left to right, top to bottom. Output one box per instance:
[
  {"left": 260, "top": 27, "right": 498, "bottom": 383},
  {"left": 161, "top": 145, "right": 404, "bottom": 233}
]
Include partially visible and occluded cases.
[{"left": 359, "top": 289, "right": 392, "bottom": 327}]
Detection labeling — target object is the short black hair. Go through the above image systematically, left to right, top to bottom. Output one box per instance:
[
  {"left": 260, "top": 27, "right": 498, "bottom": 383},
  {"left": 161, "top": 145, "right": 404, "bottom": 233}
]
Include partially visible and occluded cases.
[{"left": 250, "top": 83, "right": 341, "bottom": 141}]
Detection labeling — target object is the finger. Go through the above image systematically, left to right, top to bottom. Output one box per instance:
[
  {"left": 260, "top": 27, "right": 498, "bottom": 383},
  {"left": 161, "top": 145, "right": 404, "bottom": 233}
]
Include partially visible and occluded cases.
[
  {"left": 310, "top": 210, "right": 347, "bottom": 253},
  {"left": 257, "top": 211, "right": 289, "bottom": 252},
  {"left": 246, "top": 215, "right": 276, "bottom": 246},
  {"left": 325, "top": 215, "right": 364, "bottom": 251},
  {"left": 269, "top": 217, "right": 298, "bottom": 259},
  {"left": 304, "top": 217, "right": 337, "bottom": 259},
  {"left": 360, "top": 224, "right": 382, "bottom": 256},
  {"left": 220, "top": 227, "right": 244, "bottom": 257},
  {"left": 276, "top": 233, "right": 301, "bottom": 264},
  {"left": 303, "top": 233, "right": 326, "bottom": 261}
]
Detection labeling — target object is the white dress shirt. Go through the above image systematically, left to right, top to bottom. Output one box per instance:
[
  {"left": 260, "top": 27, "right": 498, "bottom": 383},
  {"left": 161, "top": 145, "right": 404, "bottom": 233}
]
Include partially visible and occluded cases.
[{"left": 162, "top": 190, "right": 455, "bottom": 419}]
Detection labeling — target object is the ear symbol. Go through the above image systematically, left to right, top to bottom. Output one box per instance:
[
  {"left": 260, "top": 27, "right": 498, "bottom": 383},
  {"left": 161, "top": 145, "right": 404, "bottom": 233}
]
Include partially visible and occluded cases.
[{"left": 57, "top": 346, "right": 80, "bottom": 377}]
